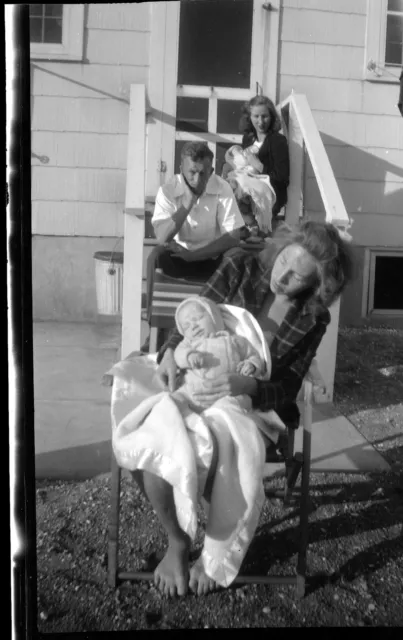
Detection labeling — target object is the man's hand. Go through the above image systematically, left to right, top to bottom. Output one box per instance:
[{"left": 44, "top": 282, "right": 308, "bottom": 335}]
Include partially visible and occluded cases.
[
  {"left": 182, "top": 181, "right": 199, "bottom": 210},
  {"left": 165, "top": 240, "right": 186, "bottom": 253},
  {"left": 165, "top": 241, "right": 197, "bottom": 262},
  {"left": 155, "top": 348, "right": 177, "bottom": 392},
  {"left": 187, "top": 352, "right": 205, "bottom": 369}
]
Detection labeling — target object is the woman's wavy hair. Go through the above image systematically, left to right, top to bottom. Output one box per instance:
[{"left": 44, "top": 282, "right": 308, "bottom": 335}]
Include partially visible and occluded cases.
[
  {"left": 239, "top": 95, "right": 282, "bottom": 136},
  {"left": 266, "top": 221, "right": 355, "bottom": 312}
]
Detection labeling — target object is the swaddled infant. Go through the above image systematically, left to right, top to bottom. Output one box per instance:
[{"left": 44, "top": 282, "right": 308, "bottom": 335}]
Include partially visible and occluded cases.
[
  {"left": 224, "top": 145, "right": 276, "bottom": 235},
  {"left": 172, "top": 296, "right": 265, "bottom": 413}
]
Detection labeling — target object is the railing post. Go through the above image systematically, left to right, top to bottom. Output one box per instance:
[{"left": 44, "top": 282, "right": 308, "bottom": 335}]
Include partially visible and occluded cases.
[
  {"left": 121, "top": 84, "right": 146, "bottom": 359},
  {"left": 285, "top": 99, "right": 304, "bottom": 227},
  {"left": 315, "top": 298, "right": 341, "bottom": 403}
]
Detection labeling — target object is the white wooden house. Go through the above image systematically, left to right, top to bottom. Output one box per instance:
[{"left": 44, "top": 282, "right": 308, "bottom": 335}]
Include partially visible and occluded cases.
[{"left": 30, "top": 1, "right": 403, "bottom": 400}]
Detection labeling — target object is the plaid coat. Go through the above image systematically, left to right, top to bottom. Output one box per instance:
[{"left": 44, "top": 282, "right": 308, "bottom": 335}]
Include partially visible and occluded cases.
[{"left": 158, "top": 249, "right": 331, "bottom": 429}]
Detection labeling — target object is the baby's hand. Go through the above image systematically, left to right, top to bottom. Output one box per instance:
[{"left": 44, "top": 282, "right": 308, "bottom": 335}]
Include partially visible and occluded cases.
[
  {"left": 187, "top": 352, "right": 205, "bottom": 369},
  {"left": 237, "top": 361, "right": 256, "bottom": 376}
]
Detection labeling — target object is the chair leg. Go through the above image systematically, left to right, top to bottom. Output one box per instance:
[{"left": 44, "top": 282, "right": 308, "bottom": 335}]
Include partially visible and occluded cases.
[
  {"left": 149, "top": 327, "right": 158, "bottom": 354},
  {"left": 296, "top": 381, "right": 313, "bottom": 598},
  {"left": 283, "top": 428, "right": 299, "bottom": 504},
  {"left": 287, "top": 428, "right": 295, "bottom": 459},
  {"left": 108, "top": 448, "right": 121, "bottom": 589},
  {"left": 296, "top": 574, "right": 305, "bottom": 599}
]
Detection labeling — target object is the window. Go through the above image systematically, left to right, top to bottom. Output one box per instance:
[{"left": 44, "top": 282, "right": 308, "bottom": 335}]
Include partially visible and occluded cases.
[
  {"left": 366, "top": 0, "right": 403, "bottom": 82},
  {"left": 30, "top": 4, "right": 84, "bottom": 61},
  {"left": 366, "top": 250, "right": 403, "bottom": 316}
]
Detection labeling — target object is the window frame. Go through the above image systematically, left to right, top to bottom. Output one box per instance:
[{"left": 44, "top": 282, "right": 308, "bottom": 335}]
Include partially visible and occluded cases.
[
  {"left": 365, "top": 0, "right": 402, "bottom": 83},
  {"left": 30, "top": 4, "right": 84, "bottom": 61},
  {"left": 363, "top": 248, "right": 403, "bottom": 317}
]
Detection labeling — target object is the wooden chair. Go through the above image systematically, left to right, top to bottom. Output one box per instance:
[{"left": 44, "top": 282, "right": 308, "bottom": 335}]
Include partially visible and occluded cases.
[
  {"left": 147, "top": 249, "right": 265, "bottom": 352},
  {"left": 107, "top": 266, "right": 316, "bottom": 598},
  {"left": 148, "top": 268, "right": 207, "bottom": 353},
  {"left": 107, "top": 375, "right": 314, "bottom": 599}
]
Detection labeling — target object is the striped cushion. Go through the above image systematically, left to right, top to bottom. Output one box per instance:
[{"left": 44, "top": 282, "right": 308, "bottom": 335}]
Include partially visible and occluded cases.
[{"left": 150, "top": 269, "right": 206, "bottom": 330}]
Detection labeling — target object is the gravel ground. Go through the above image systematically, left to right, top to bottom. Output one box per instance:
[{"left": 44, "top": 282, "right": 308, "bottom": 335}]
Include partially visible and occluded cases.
[{"left": 35, "top": 327, "right": 403, "bottom": 630}]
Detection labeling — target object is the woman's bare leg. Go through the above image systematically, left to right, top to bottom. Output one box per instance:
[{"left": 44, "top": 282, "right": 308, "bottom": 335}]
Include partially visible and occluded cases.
[
  {"left": 189, "top": 428, "right": 220, "bottom": 596},
  {"left": 131, "top": 470, "right": 190, "bottom": 597}
]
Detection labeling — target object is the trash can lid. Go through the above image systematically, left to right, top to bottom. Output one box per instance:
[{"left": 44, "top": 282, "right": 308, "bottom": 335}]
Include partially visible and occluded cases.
[{"left": 93, "top": 251, "right": 124, "bottom": 263}]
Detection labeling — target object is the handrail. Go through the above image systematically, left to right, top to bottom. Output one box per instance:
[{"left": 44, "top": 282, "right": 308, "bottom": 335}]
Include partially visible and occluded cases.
[{"left": 278, "top": 93, "right": 351, "bottom": 233}]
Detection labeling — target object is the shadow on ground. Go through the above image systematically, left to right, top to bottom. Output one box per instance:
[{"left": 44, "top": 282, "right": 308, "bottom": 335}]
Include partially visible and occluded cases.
[{"left": 241, "top": 461, "right": 403, "bottom": 595}]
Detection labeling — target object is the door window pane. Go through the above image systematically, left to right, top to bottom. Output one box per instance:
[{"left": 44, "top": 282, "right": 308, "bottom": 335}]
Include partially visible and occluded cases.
[
  {"left": 177, "top": 0, "right": 253, "bottom": 88},
  {"left": 388, "top": 0, "right": 403, "bottom": 12},
  {"left": 44, "top": 4, "right": 63, "bottom": 17},
  {"left": 29, "top": 5, "right": 43, "bottom": 16},
  {"left": 385, "top": 14, "right": 403, "bottom": 64},
  {"left": 30, "top": 17, "right": 43, "bottom": 42},
  {"left": 44, "top": 17, "right": 63, "bottom": 43},
  {"left": 176, "top": 98, "right": 209, "bottom": 133},
  {"left": 217, "top": 100, "right": 245, "bottom": 133},
  {"left": 216, "top": 142, "right": 234, "bottom": 176},
  {"left": 373, "top": 256, "right": 403, "bottom": 310}
]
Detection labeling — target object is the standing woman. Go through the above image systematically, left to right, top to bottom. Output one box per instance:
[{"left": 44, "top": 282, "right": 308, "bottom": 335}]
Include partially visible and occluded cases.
[{"left": 240, "top": 95, "right": 290, "bottom": 219}]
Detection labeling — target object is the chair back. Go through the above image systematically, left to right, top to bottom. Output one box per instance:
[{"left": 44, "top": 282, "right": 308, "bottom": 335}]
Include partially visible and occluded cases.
[{"left": 150, "top": 268, "right": 206, "bottom": 330}]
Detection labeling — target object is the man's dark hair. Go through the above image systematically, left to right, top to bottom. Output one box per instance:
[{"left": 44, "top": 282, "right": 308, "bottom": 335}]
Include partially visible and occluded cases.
[{"left": 181, "top": 141, "right": 214, "bottom": 163}]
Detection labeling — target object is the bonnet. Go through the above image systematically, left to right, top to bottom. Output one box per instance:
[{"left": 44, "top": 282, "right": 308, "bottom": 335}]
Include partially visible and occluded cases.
[{"left": 175, "top": 296, "right": 226, "bottom": 336}]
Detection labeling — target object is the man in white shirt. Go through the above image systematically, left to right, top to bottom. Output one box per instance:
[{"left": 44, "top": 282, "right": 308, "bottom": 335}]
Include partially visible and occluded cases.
[{"left": 144, "top": 142, "right": 245, "bottom": 349}]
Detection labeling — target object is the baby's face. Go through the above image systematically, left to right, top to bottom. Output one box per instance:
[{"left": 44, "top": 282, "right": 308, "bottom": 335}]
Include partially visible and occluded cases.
[{"left": 178, "top": 303, "right": 216, "bottom": 340}]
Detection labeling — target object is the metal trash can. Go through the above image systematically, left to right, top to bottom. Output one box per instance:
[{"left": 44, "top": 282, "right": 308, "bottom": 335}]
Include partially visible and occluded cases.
[{"left": 93, "top": 251, "right": 124, "bottom": 316}]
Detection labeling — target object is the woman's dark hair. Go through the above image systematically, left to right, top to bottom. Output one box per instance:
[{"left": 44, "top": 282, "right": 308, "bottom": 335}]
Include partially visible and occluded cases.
[
  {"left": 239, "top": 95, "right": 282, "bottom": 136},
  {"left": 181, "top": 141, "right": 214, "bottom": 163},
  {"left": 265, "top": 220, "right": 355, "bottom": 311}
]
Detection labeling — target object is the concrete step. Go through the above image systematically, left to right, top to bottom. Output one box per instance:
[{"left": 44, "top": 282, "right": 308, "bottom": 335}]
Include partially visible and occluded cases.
[{"left": 294, "top": 403, "right": 390, "bottom": 473}]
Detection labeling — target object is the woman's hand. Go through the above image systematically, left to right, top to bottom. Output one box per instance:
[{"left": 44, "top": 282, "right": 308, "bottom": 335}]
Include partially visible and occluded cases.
[
  {"left": 155, "top": 348, "right": 177, "bottom": 392},
  {"left": 191, "top": 373, "right": 258, "bottom": 408}
]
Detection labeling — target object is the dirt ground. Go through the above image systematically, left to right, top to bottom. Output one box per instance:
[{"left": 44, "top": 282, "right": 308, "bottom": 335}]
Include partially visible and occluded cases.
[{"left": 35, "top": 327, "right": 403, "bottom": 631}]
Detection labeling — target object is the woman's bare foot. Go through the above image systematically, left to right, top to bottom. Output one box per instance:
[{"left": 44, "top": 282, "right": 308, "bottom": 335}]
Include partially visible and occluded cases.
[
  {"left": 154, "top": 538, "right": 190, "bottom": 598},
  {"left": 189, "top": 559, "right": 218, "bottom": 596}
]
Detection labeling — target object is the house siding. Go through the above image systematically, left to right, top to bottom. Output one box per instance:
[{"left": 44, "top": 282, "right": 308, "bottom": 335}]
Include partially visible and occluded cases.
[
  {"left": 280, "top": 0, "right": 403, "bottom": 326},
  {"left": 32, "top": 1, "right": 402, "bottom": 326},
  {"left": 31, "top": 3, "right": 152, "bottom": 320}
]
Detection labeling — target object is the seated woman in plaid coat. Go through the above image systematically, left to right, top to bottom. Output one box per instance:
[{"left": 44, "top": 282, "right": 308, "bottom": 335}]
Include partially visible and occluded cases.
[{"left": 133, "top": 220, "right": 354, "bottom": 598}]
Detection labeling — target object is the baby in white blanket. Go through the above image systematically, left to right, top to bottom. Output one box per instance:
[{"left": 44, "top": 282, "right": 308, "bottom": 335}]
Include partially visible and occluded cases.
[
  {"left": 224, "top": 144, "right": 276, "bottom": 235},
  {"left": 173, "top": 296, "right": 266, "bottom": 413}
]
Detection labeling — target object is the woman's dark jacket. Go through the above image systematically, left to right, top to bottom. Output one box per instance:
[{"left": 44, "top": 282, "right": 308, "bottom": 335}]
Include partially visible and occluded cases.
[{"left": 242, "top": 130, "right": 290, "bottom": 215}]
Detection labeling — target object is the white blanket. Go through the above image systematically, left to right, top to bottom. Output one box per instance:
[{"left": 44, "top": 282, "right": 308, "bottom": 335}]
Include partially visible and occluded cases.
[{"left": 109, "top": 305, "right": 286, "bottom": 587}]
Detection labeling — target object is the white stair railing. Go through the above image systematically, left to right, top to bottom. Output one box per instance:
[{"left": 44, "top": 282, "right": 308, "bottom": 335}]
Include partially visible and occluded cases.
[
  {"left": 121, "top": 84, "right": 146, "bottom": 359},
  {"left": 278, "top": 92, "right": 351, "bottom": 232}
]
